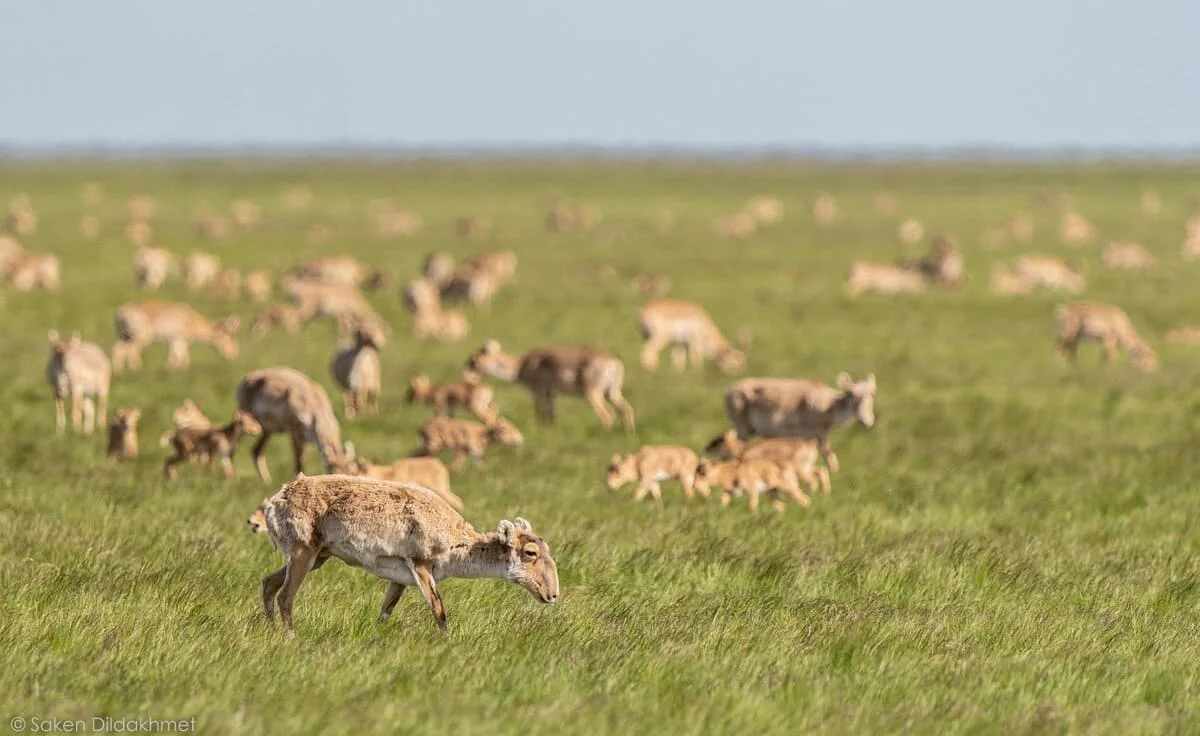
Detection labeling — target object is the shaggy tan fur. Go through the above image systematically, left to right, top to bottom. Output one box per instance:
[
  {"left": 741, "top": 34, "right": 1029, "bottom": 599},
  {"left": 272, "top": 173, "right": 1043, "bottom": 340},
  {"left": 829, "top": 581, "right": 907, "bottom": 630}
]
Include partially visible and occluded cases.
[
  {"left": 406, "top": 372, "right": 498, "bottom": 424},
  {"left": 416, "top": 416, "right": 524, "bottom": 471},
  {"left": 607, "top": 445, "right": 702, "bottom": 502},
  {"left": 693, "top": 458, "right": 812, "bottom": 513}
]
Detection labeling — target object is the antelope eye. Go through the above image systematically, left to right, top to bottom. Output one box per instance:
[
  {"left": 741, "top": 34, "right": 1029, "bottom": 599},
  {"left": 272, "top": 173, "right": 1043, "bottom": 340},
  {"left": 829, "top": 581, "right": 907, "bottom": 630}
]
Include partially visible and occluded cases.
[{"left": 522, "top": 545, "right": 539, "bottom": 558}]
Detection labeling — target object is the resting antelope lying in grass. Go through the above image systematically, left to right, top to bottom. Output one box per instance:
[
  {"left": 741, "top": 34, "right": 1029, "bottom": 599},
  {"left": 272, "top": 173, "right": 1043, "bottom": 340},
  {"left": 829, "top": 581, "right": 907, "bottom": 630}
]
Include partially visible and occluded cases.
[
  {"left": 1102, "top": 241, "right": 1156, "bottom": 271},
  {"left": 7, "top": 251, "right": 61, "bottom": 291},
  {"left": 288, "top": 255, "right": 390, "bottom": 291},
  {"left": 1013, "top": 255, "right": 1085, "bottom": 293},
  {"left": 844, "top": 261, "right": 926, "bottom": 298},
  {"left": 404, "top": 279, "right": 470, "bottom": 342},
  {"left": 637, "top": 298, "right": 747, "bottom": 374},
  {"left": 112, "top": 301, "right": 240, "bottom": 372},
  {"left": 1055, "top": 301, "right": 1158, "bottom": 372},
  {"left": 251, "top": 304, "right": 305, "bottom": 340},
  {"left": 330, "top": 321, "right": 386, "bottom": 419},
  {"left": 45, "top": 330, "right": 111, "bottom": 436},
  {"left": 466, "top": 340, "right": 635, "bottom": 431},
  {"left": 236, "top": 367, "right": 357, "bottom": 482},
  {"left": 406, "top": 372, "right": 498, "bottom": 423},
  {"left": 725, "top": 372, "right": 876, "bottom": 473},
  {"left": 106, "top": 408, "right": 141, "bottom": 461},
  {"left": 162, "top": 410, "right": 262, "bottom": 480},
  {"left": 416, "top": 416, "right": 524, "bottom": 471},
  {"left": 704, "top": 430, "right": 831, "bottom": 494},
  {"left": 607, "top": 445, "right": 702, "bottom": 502},
  {"left": 350, "top": 456, "right": 463, "bottom": 510},
  {"left": 693, "top": 458, "right": 812, "bottom": 513},
  {"left": 258, "top": 474, "right": 558, "bottom": 633}
]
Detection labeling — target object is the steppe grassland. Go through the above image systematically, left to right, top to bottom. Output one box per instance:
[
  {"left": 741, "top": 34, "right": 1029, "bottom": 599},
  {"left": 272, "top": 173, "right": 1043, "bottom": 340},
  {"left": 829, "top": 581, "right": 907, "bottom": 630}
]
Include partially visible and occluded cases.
[{"left": 1, "top": 158, "right": 1199, "bottom": 734}]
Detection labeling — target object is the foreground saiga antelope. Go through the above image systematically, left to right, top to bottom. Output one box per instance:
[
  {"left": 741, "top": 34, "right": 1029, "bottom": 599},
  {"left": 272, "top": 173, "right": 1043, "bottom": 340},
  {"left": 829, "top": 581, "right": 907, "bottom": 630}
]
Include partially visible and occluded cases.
[
  {"left": 844, "top": 261, "right": 926, "bottom": 298},
  {"left": 638, "top": 298, "right": 748, "bottom": 374},
  {"left": 112, "top": 301, "right": 240, "bottom": 372},
  {"left": 1055, "top": 301, "right": 1159, "bottom": 372},
  {"left": 329, "top": 322, "right": 386, "bottom": 419},
  {"left": 45, "top": 330, "right": 111, "bottom": 436},
  {"left": 466, "top": 340, "right": 636, "bottom": 431},
  {"left": 235, "top": 367, "right": 357, "bottom": 482},
  {"left": 406, "top": 372, "right": 498, "bottom": 423},
  {"left": 724, "top": 373, "right": 876, "bottom": 473},
  {"left": 416, "top": 416, "right": 524, "bottom": 471},
  {"left": 704, "top": 430, "right": 831, "bottom": 494},
  {"left": 606, "top": 445, "right": 701, "bottom": 502},
  {"left": 350, "top": 456, "right": 463, "bottom": 510},
  {"left": 693, "top": 458, "right": 812, "bottom": 513},
  {"left": 259, "top": 474, "right": 559, "bottom": 632}
]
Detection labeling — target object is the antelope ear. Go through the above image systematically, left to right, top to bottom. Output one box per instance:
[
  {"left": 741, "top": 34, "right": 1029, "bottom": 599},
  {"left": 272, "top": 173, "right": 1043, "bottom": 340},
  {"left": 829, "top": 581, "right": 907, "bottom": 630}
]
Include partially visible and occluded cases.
[
  {"left": 47, "top": 329, "right": 59, "bottom": 343},
  {"left": 483, "top": 339, "right": 500, "bottom": 354},
  {"left": 836, "top": 372, "right": 853, "bottom": 390},
  {"left": 866, "top": 373, "right": 877, "bottom": 390},
  {"left": 610, "top": 453, "right": 621, "bottom": 464},
  {"left": 513, "top": 517, "right": 533, "bottom": 533},
  {"left": 497, "top": 519, "right": 516, "bottom": 544}
]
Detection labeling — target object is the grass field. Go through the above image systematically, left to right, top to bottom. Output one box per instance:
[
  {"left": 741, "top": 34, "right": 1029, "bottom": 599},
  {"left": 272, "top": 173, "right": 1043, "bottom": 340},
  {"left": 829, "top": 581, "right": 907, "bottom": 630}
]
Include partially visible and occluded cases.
[{"left": 1, "top": 157, "right": 1199, "bottom": 735}]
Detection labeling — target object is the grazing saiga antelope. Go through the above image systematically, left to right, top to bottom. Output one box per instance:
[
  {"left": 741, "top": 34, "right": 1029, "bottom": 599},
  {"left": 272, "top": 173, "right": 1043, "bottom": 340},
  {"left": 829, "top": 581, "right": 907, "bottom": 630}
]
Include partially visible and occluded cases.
[
  {"left": 1102, "top": 241, "right": 1156, "bottom": 271},
  {"left": 133, "top": 245, "right": 176, "bottom": 290},
  {"left": 7, "top": 251, "right": 61, "bottom": 291},
  {"left": 183, "top": 251, "right": 221, "bottom": 292},
  {"left": 288, "top": 255, "right": 389, "bottom": 291},
  {"left": 1014, "top": 255, "right": 1085, "bottom": 293},
  {"left": 844, "top": 261, "right": 926, "bottom": 298},
  {"left": 440, "top": 265, "right": 500, "bottom": 310},
  {"left": 244, "top": 270, "right": 273, "bottom": 302},
  {"left": 282, "top": 279, "right": 381, "bottom": 329},
  {"left": 637, "top": 298, "right": 747, "bottom": 374},
  {"left": 112, "top": 301, "right": 240, "bottom": 372},
  {"left": 1055, "top": 302, "right": 1159, "bottom": 372},
  {"left": 251, "top": 304, "right": 305, "bottom": 340},
  {"left": 329, "top": 321, "right": 386, "bottom": 419},
  {"left": 45, "top": 330, "right": 111, "bottom": 436},
  {"left": 466, "top": 340, "right": 636, "bottom": 431},
  {"left": 235, "top": 366, "right": 357, "bottom": 482},
  {"left": 406, "top": 372, "right": 498, "bottom": 424},
  {"left": 724, "top": 373, "right": 876, "bottom": 473},
  {"left": 106, "top": 408, "right": 142, "bottom": 461},
  {"left": 162, "top": 410, "right": 263, "bottom": 480},
  {"left": 415, "top": 416, "right": 524, "bottom": 471},
  {"left": 703, "top": 430, "right": 831, "bottom": 494},
  {"left": 606, "top": 445, "right": 701, "bottom": 502},
  {"left": 350, "top": 456, "right": 463, "bottom": 510},
  {"left": 693, "top": 458, "right": 812, "bottom": 513},
  {"left": 259, "top": 474, "right": 559, "bottom": 633}
]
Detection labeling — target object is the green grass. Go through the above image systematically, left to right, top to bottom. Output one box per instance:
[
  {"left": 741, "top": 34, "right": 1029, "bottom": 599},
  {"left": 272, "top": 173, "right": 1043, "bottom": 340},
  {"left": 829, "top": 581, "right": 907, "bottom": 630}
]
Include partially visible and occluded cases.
[{"left": 1, "top": 157, "right": 1199, "bottom": 735}]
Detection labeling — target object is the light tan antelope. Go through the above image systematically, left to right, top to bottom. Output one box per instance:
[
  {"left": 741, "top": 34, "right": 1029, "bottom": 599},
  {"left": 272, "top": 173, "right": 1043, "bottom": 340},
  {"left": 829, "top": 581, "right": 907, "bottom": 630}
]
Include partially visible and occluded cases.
[
  {"left": 231, "top": 199, "right": 260, "bottom": 229},
  {"left": 713, "top": 212, "right": 757, "bottom": 238},
  {"left": 1060, "top": 212, "right": 1097, "bottom": 246},
  {"left": 899, "top": 235, "right": 964, "bottom": 286},
  {"left": 1102, "top": 241, "right": 1156, "bottom": 271},
  {"left": 133, "top": 245, "right": 177, "bottom": 290},
  {"left": 466, "top": 249, "right": 518, "bottom": 284},
  {"left": 7, "top": 251, "right": 61, "bottom": 291},
  {"left": 183, "top": 251, "right": 221, "bottom": 291},
  {"left": 422, "top": 252, "right": 456, "bottom": 287},
  {"left": 289, "top": 255, "right": 389, "bottom": 291},
  {"left": 1014, "top": 255, "right": 1085, "bottom": 293},
  {"left": 844, "top": 260, "right": 926, "bottom": 298},
  {"left": 440, "top": 265, "right": 500, "bottom": 310},
  {"left": 990, "top": 265, "right": 1035, "bottom": 295},
  {"left": 213, "top": 268, "right": 242, "bottom": 299},
  {"left": 244, "top": 270, "right": 273, "bottom": 302},
  {"left": 283, "top": 279, "right": 381, "bottom": 329},
  {"left": 638, "top": 298, "right": 747, "bottom": 374},
  {"left": 112, "top": 300, "right": 240, "bottom": 372},
  {"left": 1055, "top": 301, "right": 1158, "bottom": 372},
  {"left": 251, "top": 304, "right": 305, "bottom": 340},
  {"left": 330, "top": 322, "right": 386, "bottom": 419},
  {"left": 1166, "top": 325, "right": 1200, "bottom": 344},
  {"left": 45, "top": 330, "right": 111, "bottom": 436},
  {"left": 466, "top": 340, "right": 636, "bottom": 431},
  {"left": 236, "top": 367, "right": 357, "bottom": 482},
  {"left": 406, "top": 372, "right": 498, "bottom": 424},
  {"left": 725, "top": 373, "right": 876, "bottom": 473},
  {"left": 106, "top": 408, "right": 141, "bottom": 462},
  {"left": 163, "top": 410, "right": 263, "bottom": 480},
  {"left": 416, "top": 416, "right": 524, "bottom": 471},
  {"left": 703, "top": 430, "right": 831, "bottom": 493},
  {"left": 606, "top": 445, "right": 701, "bottom": 502},
  {"left": 350, "top": 456, "right": 463, "bottom": 510},
  {"left": 693, "top": 458, "right": 812, "bottom": 513},
  {"left": 259, "top": 474, "right": 559, "bottom": 632}
]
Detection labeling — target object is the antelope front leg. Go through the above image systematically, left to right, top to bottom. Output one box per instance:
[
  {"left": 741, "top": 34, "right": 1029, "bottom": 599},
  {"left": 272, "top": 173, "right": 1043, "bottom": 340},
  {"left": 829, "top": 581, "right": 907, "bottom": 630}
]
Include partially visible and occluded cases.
[
  {"left": 640, "top": 336, "right": 666, "bottom": 371},
  {"left": 669, "top": 345, "right": 688, "bottom": 372},
  {"left": 532, "top": 389, "right": 555, "bottom": 424},
  {"left": 585, "top": 390, "right": 614, "bottom": 430},
  {"left": 342, "top": 391, "right": 357, "bottom": 420},
  {"left": 70, "top": 394, "right": 84, "bottom": 433},
  {"left": 54, "top": 396, "right": 65, "bottom": 436},
  {"left": 82, "top": 397, "right": 97, "bottom": 435},
  {"left": 290, "top": 429, "right": 307, "bottom": 476},
  {"left": 251, "top": 431, "right": 274, "bottom": 483},
  {"left": 819, "top": 437, "right": 839, "bottom": 474},
  {"left": 277, "top": 545, "right": 321, "bottom": 632},
  {"left": 407, "top": 559, "right": 449, "bottom": 633},
  {"left": 262, "top": 565, "right": 288, "bottom": 622},
  {"left": 378, "top": 582, "right": 406, "bottom": 623}
]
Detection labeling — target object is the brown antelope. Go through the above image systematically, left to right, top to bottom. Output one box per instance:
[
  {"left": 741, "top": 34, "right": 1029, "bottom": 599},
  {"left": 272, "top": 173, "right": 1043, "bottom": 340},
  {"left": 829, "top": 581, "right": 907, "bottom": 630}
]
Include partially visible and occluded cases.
[
  {"left": 899, "top": 235, "right": 964, "bottom": 286},
  {"left": 1102, "top": 241, "right": 1156, "bottom": 271},
  {"left": 134, "top": 245, "right": 177, "bottom": 290},
  {"left": 465, "top": 250, "right": 518, "bottom": 284},
  {"left": 7, "top": 251, "right": 61, "bottom": 291},
  {"left": 183, "top": 251, "right": 221, "bottom": 291},
  {"left": 1014, "top": 255, "right": 1085, "bottom": 293},
  {"left": 844, "top": 261, "right": 926, "bottom": 298},
  {"left": 440, "top": 265, "right": 500, "bottom": 310},
  {"left": 244, "top": 270, "right": 273, "bottom": 302},
  {"left": 638, "top": 298, "right": 747, "bottom": 374},
  {"left": 112, "top": 301, "right": 240, "bottom": 372},
  {"left": 1055, "top": 302, "right": 1158, "bottom": 372},
  {"left": 251, "top": 304, "right": 305, "bottom": 340},
  {"left": 330, "top": 321, "right": 386, "bottom": 419},
  {"left": 45, "top": 330, "right": 111, "bottom": 436},
  {"left": 466, "top": 340, "right": 636, "bottom": 431},
  {"left": 235, "top": 367, "right": 357, "bottom": 482},
  {"left": 406, "top": 372, "right": 498, "bottom": 424},
  {"left": 725, "top": 372, "right": 876, "bottom": 473},
  {"left": 106, "top": 408, "right": 142, "bottom": 462},
  {"left": 163, "top": 410, "right": 263, "bottom": 480},
  {"left": 415, "top": 416, "right": 524, "bottom": 471},
  {"left": 703, "top": 430, "right": 831, "bottom": 493},
  {"left": 606, "top": 445, "right": 701, "bottom": 502},
  {"left": 350, "top": 456, "right": 463, "bottom": 510},
  {"left": 693, "top": 458, "right": 812, "bottom": 513},
  {"left": 259, "top": 474, "right": 559, "bottom": 633}
]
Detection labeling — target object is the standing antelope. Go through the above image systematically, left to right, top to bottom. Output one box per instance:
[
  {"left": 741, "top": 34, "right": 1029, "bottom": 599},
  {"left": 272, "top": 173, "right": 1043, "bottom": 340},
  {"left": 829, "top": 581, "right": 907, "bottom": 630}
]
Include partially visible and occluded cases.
[
  {"left": 133, "top": 245, "right": 176, "bottom": 290},
  {"left": 7, "top": 251, "right": 61, "bottom": 291},
  {"left": 183, "top": 251, "right": 221, "bottom": 291},
  {"left": 440, "top": 265, "right": 499, "bottom": 310},
  {"left": 637, "top": 298, "right": 747, "bottom": 374},
  {"left": 112, "top": 301, "right": 240, "bottom": 372},
  {"left": 1055, "top": 302, "right": 1159, "bottom": 372},
  {"left": 329, "top": 322, "right": 386, "bottom": 419},
  {"left": 45, "top": 330, "right": 111, "bottom": 436},
  {"left": 466, "top": 340, "right": 636, "bottom": 431},
  {"left": 235, "top": 367, "right": 356, "bottom": 483},
  {"left": 405, "top": 372, "right": 498, "bottom": 424},
  {"left": 724, "top": 373, "right": 876, "bottom": 473},
  {"left": 106, "top": 408, "right": 141, "bottom": 461},
  {"left": 162, "top": 410, "right": 263, "bottom": 480},
  {"left": 416, "top": 416, "right": 524, "bottom": 471},
  {"left": 703, "top": 430, "right": 831, "bottom": 494},
  {"left": 606, "top": 445, "right": 701, "bottom": 502},
  {"left": 693, "top": 458, "right": 812, "bottom": 513},
  {"left": 258, "top": 474, "right": 559, "bottom": 633}
]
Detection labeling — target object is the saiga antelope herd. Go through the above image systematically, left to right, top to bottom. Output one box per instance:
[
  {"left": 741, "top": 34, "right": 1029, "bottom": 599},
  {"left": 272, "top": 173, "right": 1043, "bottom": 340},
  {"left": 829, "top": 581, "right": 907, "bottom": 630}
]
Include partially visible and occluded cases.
[{"left": 10, "top": 182, "right": 1183, "bottom": 636}]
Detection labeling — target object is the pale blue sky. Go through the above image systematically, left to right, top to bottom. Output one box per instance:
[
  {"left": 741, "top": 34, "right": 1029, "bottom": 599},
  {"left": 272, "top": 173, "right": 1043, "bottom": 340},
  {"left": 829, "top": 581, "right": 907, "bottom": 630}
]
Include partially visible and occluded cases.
[{"left": 2, "top": 0, "right": 1198, "bottom": 152}]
